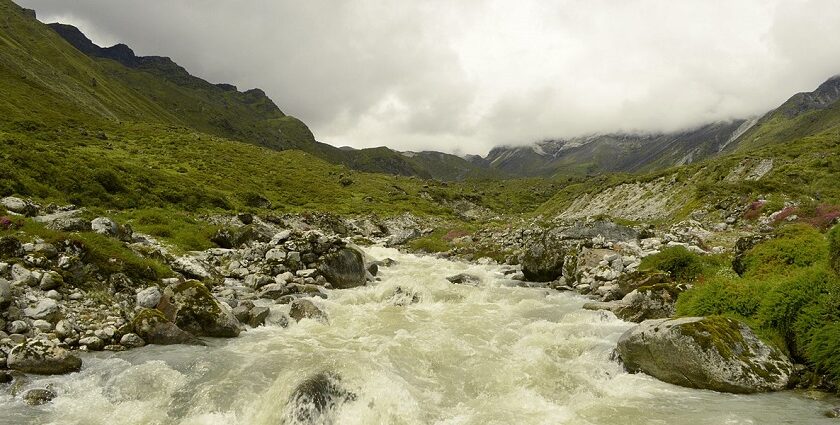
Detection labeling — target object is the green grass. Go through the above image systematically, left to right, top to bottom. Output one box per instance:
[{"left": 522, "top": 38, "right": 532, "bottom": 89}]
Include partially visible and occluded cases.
[{"left": 639, "top": 246, "right": 726, "bottom": 282}]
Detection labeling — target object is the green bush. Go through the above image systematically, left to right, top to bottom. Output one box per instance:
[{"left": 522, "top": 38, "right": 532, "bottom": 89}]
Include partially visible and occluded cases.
[
  {"left": 739, "top": 224, "right": 828, "bottom": 278},
  {"left": 829, "top": 224, "right": 840, "bottom": 275},
  {"left": 639, "top": 246, "right": 717, "bottom": 282},
  {"left": 756, "top": 266, "right": 835, "bottom": 353},
  {"left": 675, "top": 275, "right": 766, "bottom": 318},
  {"left": 806, "top": 323, "right": 840, "bottom": 381}
]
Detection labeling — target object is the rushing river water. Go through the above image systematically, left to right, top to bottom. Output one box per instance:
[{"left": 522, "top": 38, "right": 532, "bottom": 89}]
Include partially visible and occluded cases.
[{"left": 1, "top": 247, "right": 837, "bottom": 425}]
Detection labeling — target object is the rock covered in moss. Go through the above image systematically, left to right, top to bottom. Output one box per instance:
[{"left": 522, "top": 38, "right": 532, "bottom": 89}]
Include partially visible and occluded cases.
[
  {"left": 518, "top": 237, "right": 567, "bottom": 282},
  {"left": 317, "top": 247, "right": 366, "bottom": 289},
  {"left": 165, "top": 280, "right": 241, "bottom": 337},
  {"left": 613, "top": 283, "right": 684, "bottom": 322},
  {"left": 131, "top": 308, "right": 204, "bottom": 346},
  {"left": 617, "top": 316, "right": 793, "bottom": 393},
  {"left": 7, "top": 339, "right": 82, "bottom": 375},
  {"left": 284, "top": 372, "right": 356, "bottom": 424}
]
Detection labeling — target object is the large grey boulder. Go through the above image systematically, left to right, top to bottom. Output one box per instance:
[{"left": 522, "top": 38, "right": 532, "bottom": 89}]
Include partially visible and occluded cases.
[
  {"left": 318, "top": 247, "right": 366, "bottom": 289},
  {"left": 616, "top": 317, "right": 793, "bottom": 393},
  {"left": 7, "top": 340, "right": 82, "bottom": 375}
]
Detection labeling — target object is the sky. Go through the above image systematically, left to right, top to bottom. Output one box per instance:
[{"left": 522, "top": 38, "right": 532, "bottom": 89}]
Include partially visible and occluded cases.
[{"left": 19, "top": 0, "right": 840, "bottom": 155}]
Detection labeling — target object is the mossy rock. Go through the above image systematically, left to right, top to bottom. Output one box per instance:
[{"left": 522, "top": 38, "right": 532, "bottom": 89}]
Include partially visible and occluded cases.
[
  {"left": 518, "top": 237, "right": 567, "bottom": 282},
  {"left": 317, "top": 247, "right": 366, "bottom": 289},
  {"left": 166, "top": 280, "right": 241, "bottom": 337},
  {"left": 131, "top": 308, "right": 204, "bottom": 346},
  {"left": 617, "top": 316, "right": 793, "bottom": 393},
  {"left": 7, "top": 340, "right": 81, "bottom": 375}
]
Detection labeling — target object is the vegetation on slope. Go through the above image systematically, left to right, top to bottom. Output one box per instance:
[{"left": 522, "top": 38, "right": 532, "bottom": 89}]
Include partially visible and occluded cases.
[{"left": 667, "top": 224, "right": 840, "bottom": 386}]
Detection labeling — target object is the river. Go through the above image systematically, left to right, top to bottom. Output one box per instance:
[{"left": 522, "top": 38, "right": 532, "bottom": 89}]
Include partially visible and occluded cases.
[{"left": 1, "top": 246, "right": 836, "bottom": 424}]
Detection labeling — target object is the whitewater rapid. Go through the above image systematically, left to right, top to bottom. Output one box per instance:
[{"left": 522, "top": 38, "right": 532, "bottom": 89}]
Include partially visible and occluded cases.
[{"left": 1, "top": 246, "right": 836, "bottom": 424}]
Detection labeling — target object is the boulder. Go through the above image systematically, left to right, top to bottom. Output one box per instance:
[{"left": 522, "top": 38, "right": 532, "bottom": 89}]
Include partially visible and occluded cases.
[
  {"left": 1, "top": 196, "right": 37, "bottom": 216},
  {"left": 34, "top": 211, "right": 90, "bottom": 232},
  {"left": 91, "top": 217, "right": 132, "bottom": 241},
  {"left": 0, "top": 236, "right": 23, "bottom": 258},
  {"left": 519, "top": 239, "right": 566, "bottom": 282},
  {"left": 318, "top": 247, "right": 366, "bottom": 289},
  {"left": 10, "top": 264, "right": 36, "bottom": 287},
  {"left": 39, "top": 271, "right": 63, "bottom": 291},
  {"left": 446, "top": 273, "right": 481, "bottom": 285},
  {"left": 0, "top": 278, "right": 10, "bottom": 309},
  {"left": 165, "top": 280, "right": 241, "bottom": 337},
  {"left": 258, "top": 283, "right": 294, "bottom": 300},
  {"left": 613, "top": 284, "right": 683, "bottom": 322},
  {"left": 136, "top": 286, "right": 162, "bottom": 309},
  {"left": 23, "top": 299, "right": 62, "bottom": 322},
  {"left": 289, "top": 299, "right": 327, "bottom": 322},
  {"left": 248, "top": 306, "right": 270, "bottom": 328},
  {"left": 131, "top": 308, "right": 204, "bottom": 346},
  {"left": 617, "top": 316, "right": 793, "bottom": 393},
  {"left": 119, "top": 333, "right": 145, "bottom": 348},
  {"left": 78, "top": 336, "right": 105, "bottom": 351},
  {"left": 7, "top": 340, "right": 82, "bottom": 375},
  {"left": 285, "top": 372, "right": 356, "bottom": 424},
  {"left": 23, "top": 388, "right": 56, "bottom": 406}
]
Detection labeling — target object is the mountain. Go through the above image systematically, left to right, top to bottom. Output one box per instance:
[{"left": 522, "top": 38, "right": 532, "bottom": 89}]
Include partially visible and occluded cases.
[
  {"left": 43, "top": 20, "right": 492, "bottom": 181},
  {"left": 732, "top": 75, "right": 840, "bottom": 152},
  {"left": 484, "top": 120, "right": 753, "bottom": 177}
]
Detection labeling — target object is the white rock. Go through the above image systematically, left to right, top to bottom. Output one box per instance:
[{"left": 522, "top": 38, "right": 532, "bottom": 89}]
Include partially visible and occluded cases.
[
  {"left": 91, "top": 217, "right": 118, "bottom": 236},
  {"left": 265, "top": 248, "right": 287, "bottom": 262},
  {"left": 136, "top": 287, "right": 161, "bottom": 309},
  {"left": 45, "top": 290, "right": 62, "bottom": 300},
  {"left": 23, "top": 299, "right": 61, "bottom": 322},
  {"left": 32, "top": 320, "right": 52, "bottom": 332}
]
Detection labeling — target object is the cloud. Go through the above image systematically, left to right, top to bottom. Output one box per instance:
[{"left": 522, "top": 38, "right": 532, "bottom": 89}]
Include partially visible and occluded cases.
[{"left": 19, "top": 0, "right": 840, "bottom": 155}]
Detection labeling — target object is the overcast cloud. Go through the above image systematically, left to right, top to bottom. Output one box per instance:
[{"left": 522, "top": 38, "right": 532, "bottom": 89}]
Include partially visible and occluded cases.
[{"left": 19, "top": 0, "right": 840, "bottom": 155}]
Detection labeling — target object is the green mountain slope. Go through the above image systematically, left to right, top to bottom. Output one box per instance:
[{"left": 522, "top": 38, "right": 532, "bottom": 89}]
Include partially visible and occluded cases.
[{"left": 732, "top": 75, "right": 840, "bottom": 152}]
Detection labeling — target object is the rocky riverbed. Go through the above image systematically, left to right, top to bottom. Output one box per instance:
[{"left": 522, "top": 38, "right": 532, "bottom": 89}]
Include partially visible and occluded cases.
[
  {"left": 1, "top": 195, "right": 838, "bottom": 419},
  {"left": 1, "top": 246, "right": 838, "bottom": 424}
]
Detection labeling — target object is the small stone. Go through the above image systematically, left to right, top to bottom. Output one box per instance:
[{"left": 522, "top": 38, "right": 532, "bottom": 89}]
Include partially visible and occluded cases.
[
  {"left": 296, "top": 269, "right": 318, "bottom": 278},
  {"left": 39, "top": 272, "right": 63, "bottom": 291},
  {"left": 259, "top": 283, "right": 293, "bottom": 300},
  {"left": 136, "top": 287, "right": 162, "bottom": 309},
  {"left": 45, "top": 290, "right": 62, "bottom": 300},
  {"left": 68, "top": 292, "right": 84, "bottom": 301},
  {"left": 8, "top": 320, "right": 29, "bottom": 334},
  {"left": 32, "top": 320, "right": 52, "bottom": 332},
  {"left": 119, "top": 333, "right": 145, "bottom": 348},
  {"left": 78, "top": 336, "right": 105, "bottom": 351}
]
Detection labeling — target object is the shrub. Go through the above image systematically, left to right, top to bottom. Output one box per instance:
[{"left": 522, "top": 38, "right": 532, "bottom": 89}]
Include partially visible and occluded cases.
[
  {"left": 739, "top": 224, "right": 828, "bottom": 278},
  {"left": 829, "top": 224, "right": 840, "bottom": 275},
  {"left": 639, "top": 246, "right": 711, "bottom": 282},
  {"left": 756, "top": 266, "right": 835, "bottom": 353},
  {"left": 675, "top": 274, "right": 766, "bottom": 318},
  {"left": 805, "top": 323, "right": 840, "bottom": 381}
]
